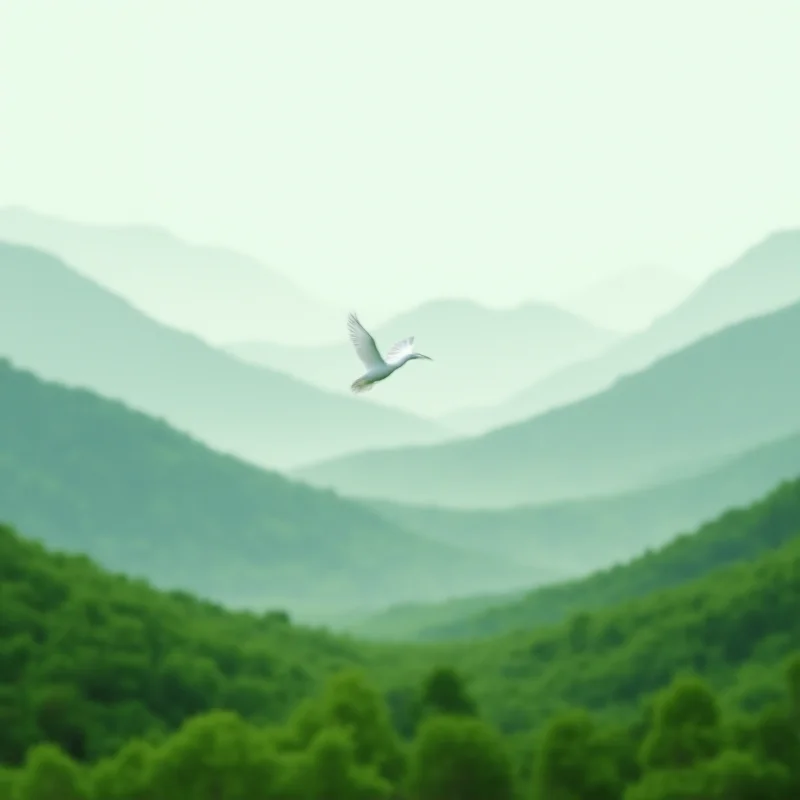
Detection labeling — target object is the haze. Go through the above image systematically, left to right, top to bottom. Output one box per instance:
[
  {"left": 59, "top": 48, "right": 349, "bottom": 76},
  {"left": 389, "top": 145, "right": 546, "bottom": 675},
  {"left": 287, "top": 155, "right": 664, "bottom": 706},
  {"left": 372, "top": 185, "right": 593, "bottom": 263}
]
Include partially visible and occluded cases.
[{"left": 2, "top": 0, "right": 799, "bottom": 323}]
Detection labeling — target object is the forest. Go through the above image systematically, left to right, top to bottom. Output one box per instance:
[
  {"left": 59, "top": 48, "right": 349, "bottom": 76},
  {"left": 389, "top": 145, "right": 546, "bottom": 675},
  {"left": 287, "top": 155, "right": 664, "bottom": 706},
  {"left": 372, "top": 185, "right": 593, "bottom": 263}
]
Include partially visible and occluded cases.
[{"left": 1, "top": 471, "right": 800, "bottom": 799}]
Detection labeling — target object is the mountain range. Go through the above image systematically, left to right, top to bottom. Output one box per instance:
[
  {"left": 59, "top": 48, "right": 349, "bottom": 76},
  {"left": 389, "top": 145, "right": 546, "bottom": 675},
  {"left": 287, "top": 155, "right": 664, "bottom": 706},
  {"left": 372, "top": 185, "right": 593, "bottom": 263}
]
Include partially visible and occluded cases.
[
  {"left": 0, "top": 206, "right": 341, "bottom": 345},
  {"left": 449, "top": 230, "right": 800, "bottom": 432},
  {"left": 0, "top": 241, "right": 450, "bottom": 470},
  {"left": 556, "top": 265, "right": 697, "bottom": 331},
  {"left": 296, "top": 297, "right": 800, "bottom": 506},
  {"left": 227, "top": 298, "right": 619, "bottom": 417},
  {"left": 0, "top": 356, "right": 547, "bottom": 619},
  {"left": 364, "top": 427, "right": 800, "bottom": 574}
]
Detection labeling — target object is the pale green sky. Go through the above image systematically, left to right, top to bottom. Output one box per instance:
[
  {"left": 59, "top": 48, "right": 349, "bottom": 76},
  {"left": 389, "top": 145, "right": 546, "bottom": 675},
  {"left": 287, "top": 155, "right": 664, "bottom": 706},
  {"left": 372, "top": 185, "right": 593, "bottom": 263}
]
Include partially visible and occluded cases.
[{"left": 1, "top": 0, "right": 799, "bottom": 318}]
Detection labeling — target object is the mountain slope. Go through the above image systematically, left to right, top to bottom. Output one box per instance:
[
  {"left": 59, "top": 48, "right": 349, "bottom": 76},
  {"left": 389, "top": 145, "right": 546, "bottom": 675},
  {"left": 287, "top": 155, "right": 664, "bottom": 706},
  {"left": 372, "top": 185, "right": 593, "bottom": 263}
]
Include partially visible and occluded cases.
[
  {"left": 0, "top": 206, "right": 340, "bottom": 344},
  {"left": 451, "top": 229, "right": 800, "bottom": 432},
  {"left": 0, "top": 242, "right": 449, "bottom": 470},
  {"left": 558, "top": 265, "right": 696, "bottom": 331},
  {"left": 228, "top": 298, "right": 619, "bottom": 417},
  {"left": 296, "top": 299, "right": 800, "bottom": 507},
  {"left": 0, "top": 358, "right": 542, "bottom": 618},
  {"left": 365, "top": 429, "right": 800, "bottom": 572},
  {"left": 350, "top": 434, "right": 800, "bottom": 639},
  {"left": 414, "top": 475, "right": 800, "bottom": 641},
  {"left": 4, "top": 500, "right": 800, "bottom": 763},
  {"left": 437, "top": 515, "right": 800, "bottom": 732},
  {"left": 0, "top": 521, "right": 368, "bottom": 762}
]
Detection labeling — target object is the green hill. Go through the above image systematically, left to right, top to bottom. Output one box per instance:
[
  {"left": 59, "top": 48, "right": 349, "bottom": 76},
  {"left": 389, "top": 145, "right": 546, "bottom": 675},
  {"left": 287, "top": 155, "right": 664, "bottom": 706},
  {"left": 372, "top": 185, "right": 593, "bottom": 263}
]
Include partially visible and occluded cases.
[
  {"left": 450, "top": 228, "right": 800, "bottom": 432},
  {"left": 0, "top": 241, "right": 449, "bottom": 471},
  {"left": 229, "top": 298, "right": 618, "bottom": 417},
  {"left": 296, "top": 299, "right": 800, "bottom": 507},
  {"left": 0, "top": 358, "right": 541, "bottom": 618},
  {"left": 406, "top": 475, "right": 800, "bottom": 641},
  {"left": 2, "top": 480, "right": 800, "bottom": 774},
  {"left": 0, "top": 522, "right": 365, "bottom": 764},
  {"left": 427, "top": 523, "right": 800, "bottom": 734}
]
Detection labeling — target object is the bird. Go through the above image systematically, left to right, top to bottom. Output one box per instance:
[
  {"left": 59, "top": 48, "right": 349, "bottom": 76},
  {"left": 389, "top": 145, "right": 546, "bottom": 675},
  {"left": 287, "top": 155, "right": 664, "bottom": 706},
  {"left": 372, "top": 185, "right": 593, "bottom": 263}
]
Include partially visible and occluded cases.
[{"left": 347, "top": 312, "right": 432, "bottom": 393}]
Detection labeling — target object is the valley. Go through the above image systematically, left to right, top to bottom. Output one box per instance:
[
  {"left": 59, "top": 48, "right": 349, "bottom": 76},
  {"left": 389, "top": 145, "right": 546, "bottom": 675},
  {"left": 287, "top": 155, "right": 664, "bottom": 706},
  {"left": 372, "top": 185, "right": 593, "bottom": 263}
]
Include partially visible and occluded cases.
[{"left": 4, "top": 16, "right": 800, "bottom": 792}]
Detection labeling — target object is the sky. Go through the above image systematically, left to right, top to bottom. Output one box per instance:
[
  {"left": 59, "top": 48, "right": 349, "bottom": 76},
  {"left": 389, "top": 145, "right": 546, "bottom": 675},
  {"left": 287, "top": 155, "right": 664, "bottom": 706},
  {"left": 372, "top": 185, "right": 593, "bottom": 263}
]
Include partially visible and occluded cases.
[{"left": 1, "top": 0, "right": 799, "bottom": 318}]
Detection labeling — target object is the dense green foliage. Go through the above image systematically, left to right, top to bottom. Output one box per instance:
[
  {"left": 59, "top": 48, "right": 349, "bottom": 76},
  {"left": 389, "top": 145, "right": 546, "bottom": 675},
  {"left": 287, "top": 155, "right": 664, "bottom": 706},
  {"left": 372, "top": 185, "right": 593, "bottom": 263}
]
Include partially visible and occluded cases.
[
  {"left": 297, "top": 297, "right": 800, "bottom": 506},
  {"left": 0, "top": 356, "right": 529, "bottom": 618},
  {"left": 3, "top": 464, "right": 800, "bottom": 795},
  {"left": 4, "top": 470, "right": 800, "bottom": 759},
  {"left": 404, "top": 476, "right": 800, "bottom": 640},
  {"left": 0, "top": 522, "right": 366, "bottom": 765},
  {"left": 403, "top": 530, "right": 800, "bottom": 735},
  {"left": 0, "top": 655, "right": 797, "bottom": 798}
]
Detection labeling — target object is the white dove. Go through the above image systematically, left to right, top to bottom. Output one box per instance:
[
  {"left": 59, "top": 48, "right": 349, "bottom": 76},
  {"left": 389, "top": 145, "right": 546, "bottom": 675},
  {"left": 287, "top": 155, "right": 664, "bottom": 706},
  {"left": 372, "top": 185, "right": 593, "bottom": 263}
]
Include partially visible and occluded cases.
[{"left": 347, "top": 312, "right": 433, "bottom": 393}]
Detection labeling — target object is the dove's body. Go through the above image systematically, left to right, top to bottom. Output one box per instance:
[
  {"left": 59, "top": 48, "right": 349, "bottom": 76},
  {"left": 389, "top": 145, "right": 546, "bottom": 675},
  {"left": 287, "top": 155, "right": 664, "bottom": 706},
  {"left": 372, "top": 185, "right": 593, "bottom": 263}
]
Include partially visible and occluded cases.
[
  {"left": 347, "top": 312, "right": 432, "bottom": 393},
  {"left": 351, "top": 353, "right": 415, "bottom": 392}
]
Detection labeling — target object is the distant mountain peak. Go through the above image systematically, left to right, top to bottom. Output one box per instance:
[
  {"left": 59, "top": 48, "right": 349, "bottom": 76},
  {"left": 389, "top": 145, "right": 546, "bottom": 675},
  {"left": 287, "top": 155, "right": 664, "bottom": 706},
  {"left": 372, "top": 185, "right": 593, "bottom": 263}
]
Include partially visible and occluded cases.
[
  {"left": 0, "top": 208, "right": 341, "bottom": 344},
  {"left": 732, "top": 227, "right": 800, "bottom": 265}
]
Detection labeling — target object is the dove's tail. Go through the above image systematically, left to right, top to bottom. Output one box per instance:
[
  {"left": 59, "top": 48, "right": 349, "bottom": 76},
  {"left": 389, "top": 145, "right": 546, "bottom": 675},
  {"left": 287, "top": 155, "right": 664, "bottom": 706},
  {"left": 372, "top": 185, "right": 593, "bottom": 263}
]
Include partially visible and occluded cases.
[{"left": 350, "top": 376, "right": 374, "bottom": 394}]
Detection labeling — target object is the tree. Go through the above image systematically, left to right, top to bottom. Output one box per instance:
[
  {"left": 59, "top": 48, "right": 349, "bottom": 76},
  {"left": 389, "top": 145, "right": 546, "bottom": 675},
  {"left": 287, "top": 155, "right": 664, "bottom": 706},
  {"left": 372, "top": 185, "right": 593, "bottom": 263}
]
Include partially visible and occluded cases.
[
  {"left": 419, "top": 666, "right": 477, "bottom": 719},
  {"left": 283, "top": 670, "right": 406, "bottom": 785},
  {"left": 639, "top": 676, "right": 722, "bottom": 770},
  {"left": 30, "top": 683, "right": 91, "bottom": 760},
  {"left": 532, "top": 708, "right": 627, "bottom": 800},
  {"left": 147, "top": 710, "right": 284, "bottom": 800},
  {"left": 407, "top": 715, "right": 513, "bottom": 800},
  {"left": 291, "top": 728, "right": 393, "bottom": 800},
  {"left": 90, "top": 738, "right": 156, "bottom": 800},
  {"left": 15, "top": 743, "right": 89, "bottom": 800},
  {"left": 703, "top": 749, "right": 791, "bottom": 800},
  {"left": 0, "top": 768, "right": 17, "bottom": 800}
]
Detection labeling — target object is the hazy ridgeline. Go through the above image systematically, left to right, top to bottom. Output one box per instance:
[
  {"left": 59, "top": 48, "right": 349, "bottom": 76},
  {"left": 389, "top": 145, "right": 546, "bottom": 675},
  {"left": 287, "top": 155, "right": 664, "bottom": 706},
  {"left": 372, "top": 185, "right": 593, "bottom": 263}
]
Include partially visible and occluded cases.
[{"left": 1, "top": 218, "right": 800, "bottom": 798}]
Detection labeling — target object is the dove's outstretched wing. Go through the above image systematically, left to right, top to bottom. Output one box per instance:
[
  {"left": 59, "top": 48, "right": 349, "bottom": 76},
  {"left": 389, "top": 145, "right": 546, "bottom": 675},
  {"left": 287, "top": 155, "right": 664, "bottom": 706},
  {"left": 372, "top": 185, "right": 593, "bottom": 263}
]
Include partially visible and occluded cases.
[
  {"left": 347, "top": 313, "right": 385, "bottom": 369},
  {"left": 385, "top": 337, "right": 415, "bottom": 365}
]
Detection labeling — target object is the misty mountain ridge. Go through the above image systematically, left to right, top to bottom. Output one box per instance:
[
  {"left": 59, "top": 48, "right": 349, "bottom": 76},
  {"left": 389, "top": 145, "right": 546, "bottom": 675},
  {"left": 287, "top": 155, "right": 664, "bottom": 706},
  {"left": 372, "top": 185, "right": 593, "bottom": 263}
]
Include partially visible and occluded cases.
[
  {"left": 0, "top": 205, "right": 341, "bottom": 345},
  {"left": 449, "top": 228, "right": 800, "bottom": 431},
  {"left": 0, "top": 242, "right": 450, "bottom": 471},
  {"left": 557, "top": 265, "right": 697, "bottom": 331},
  {"left": 228, "top": 296, "right": 620, "bottom": 417},
  {"left": 296, "top": 296, "right": 800, "bottom": 507},
  {"left": 364, "top": 427, "right": 800, "bottom": 581}
]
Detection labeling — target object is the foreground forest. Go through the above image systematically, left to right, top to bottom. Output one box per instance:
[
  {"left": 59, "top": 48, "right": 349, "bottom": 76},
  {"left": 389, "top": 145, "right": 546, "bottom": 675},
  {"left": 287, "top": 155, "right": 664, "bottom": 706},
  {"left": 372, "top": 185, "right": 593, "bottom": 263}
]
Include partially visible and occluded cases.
[
  {"left": 2, "top": 467, "right": 800, "bottom": 798},
  {"left": 1, "top": 662, "right": 798, "bottom": 799}
]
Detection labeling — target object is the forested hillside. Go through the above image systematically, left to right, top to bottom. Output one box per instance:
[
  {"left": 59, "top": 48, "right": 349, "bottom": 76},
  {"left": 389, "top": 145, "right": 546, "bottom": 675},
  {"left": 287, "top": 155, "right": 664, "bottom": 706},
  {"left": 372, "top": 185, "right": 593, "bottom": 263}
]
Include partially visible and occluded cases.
[
  {"left": 409, "top": 475, "right": 800, "bottom": 641},
  {"left": 2, "top": 476, "right": 800, "bottom": 797}
]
